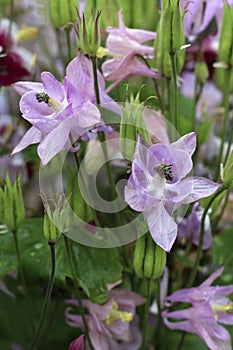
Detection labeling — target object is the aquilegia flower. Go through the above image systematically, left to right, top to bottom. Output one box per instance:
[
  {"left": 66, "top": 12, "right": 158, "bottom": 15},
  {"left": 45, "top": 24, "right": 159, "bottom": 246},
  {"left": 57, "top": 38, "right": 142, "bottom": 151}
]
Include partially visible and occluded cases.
[
  {"left": 100, "top": 9, "right": 160, "bottom": 92},
  {"left": 12, "top": 57, "right": 101, "bottom": 166},
  {"left": 124, "top": 132, "right": 220, "bottom": 252},
  {"left": 162, "top": 266, "right": 233, "bottom": 350},
  {"left": 65, "top": 283, "right": 145, "bottom": 350}
]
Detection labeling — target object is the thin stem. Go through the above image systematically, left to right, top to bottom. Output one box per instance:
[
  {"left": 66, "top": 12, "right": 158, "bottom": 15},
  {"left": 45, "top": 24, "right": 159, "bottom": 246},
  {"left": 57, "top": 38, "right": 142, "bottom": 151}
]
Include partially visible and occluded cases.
[
  {"left": 169, "top": 52, "right": 179, "bottom": 132},
  {"left": 215, "top": 68, "right": 231, "bottom": 181},
  {"left": 165, "top": 77, "right": 171, "bottom": 124},
  {"left": 224, "top": 112, "right": 233, "bottom": 166},
  {"left": 186, "top": 184, "right": 227, "bottom": 288},
  {"left": 212, "top": 190, "right": 230, "bottom": 231},
  {"left": 63, "top": 233, "right": 94, "bottom": 350},
  {"left": 29, "top": 241, "right": 56, "bottom": 350},
  {"left": 140, "top": 279, "right": 152, "bottom": 350},
  {"left": 177, "top": 332, "right": 186, "bottom": 350}
]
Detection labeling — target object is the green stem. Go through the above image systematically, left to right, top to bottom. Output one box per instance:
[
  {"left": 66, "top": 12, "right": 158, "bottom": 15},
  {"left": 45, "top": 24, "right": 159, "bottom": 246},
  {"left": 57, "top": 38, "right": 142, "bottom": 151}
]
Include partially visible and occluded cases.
[
  {"left": 169, "top": 52, "right": 179, "bottom": 132},
  {"left": 215, "top": 68, "right": 231, "bottom": 181},
  {"left": 165, "top": 77, "right": 171, "bottom": 124},
  {"left": 224, "top": 117, "right": 233, "bottom": 166},
  {"left": 186, "top": 184, "right": 227, "bottom": 288},
  {"left": 63, "top": 233, "right": 94, "bottom": 350},
  {"left": 29, "top": 241, "right": 56, "bottom": 350},
  {"left": 140, "top": 279, "right": 152, "bottom": 350},
  {"left": 177, "top": 332, "right": 186, "bottom": 350}
]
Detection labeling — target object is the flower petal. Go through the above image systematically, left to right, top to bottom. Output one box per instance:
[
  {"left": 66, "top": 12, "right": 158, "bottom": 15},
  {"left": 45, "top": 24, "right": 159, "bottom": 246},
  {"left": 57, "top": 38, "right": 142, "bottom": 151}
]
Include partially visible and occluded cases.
[
  {"left": 41, "top": 72, "right": 65, "bottom": 102},
  {"left": 11, "top": 127, "right": 42, "bottom": 155},
  {"left": 181, "top": 177, "right": 220, "bottom": 204}
]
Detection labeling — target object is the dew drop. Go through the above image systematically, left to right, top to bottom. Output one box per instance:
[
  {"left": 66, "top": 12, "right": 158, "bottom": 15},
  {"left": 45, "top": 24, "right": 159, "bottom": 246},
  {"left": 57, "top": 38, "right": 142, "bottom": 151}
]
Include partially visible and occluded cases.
[{"left": 24, "top": 107, "right": 30, "bottom": 114}]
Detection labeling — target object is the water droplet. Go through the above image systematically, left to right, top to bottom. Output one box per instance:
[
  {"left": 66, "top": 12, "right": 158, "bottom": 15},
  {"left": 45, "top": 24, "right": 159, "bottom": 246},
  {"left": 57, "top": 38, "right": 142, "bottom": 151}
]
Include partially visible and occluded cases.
[
  {"left": 24, "top": 107, "right": 30, "bottom": 114},
  {"left": 34, "top": 242, "right": 43, "bottom": 250}
]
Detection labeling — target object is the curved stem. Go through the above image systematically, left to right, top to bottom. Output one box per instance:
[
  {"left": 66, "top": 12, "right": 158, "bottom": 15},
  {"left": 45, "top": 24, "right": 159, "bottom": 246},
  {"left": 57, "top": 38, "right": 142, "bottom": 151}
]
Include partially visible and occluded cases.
[
  {"left": 186, "top": 184, "right": 227, "bottom": 288},
  {"left": 63, "top": 233, "right": 94, "bottom": 350},
  {"left": 29, "top": 241, "right": 56, "bottom": 350},
  {"left": 140, "top": 279, "right": 152, "bottom": 350}
]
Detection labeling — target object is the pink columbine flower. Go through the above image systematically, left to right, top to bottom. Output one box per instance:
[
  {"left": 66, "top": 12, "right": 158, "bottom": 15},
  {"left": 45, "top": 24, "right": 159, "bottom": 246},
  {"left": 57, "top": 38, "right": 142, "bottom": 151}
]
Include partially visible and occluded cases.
[
  {"left": 100, "top": 10, "right": 160, "bottom": 92},
  {"left": 12, "top": 56, "right": 102, "bottom": 166},
  {"left": 124, "top": 132, "right": 220, "bottom": 252},
  {"left": 162, "top": 266, "right": 233, "bottom": 350},
  {"left": 65, "top": 283, "right": 145, "bottom": 350}
]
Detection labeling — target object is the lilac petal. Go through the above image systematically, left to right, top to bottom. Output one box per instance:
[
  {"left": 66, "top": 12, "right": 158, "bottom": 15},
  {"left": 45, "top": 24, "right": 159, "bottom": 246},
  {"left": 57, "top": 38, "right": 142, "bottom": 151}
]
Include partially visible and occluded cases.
[
  {"left": 41, "top": 72, "right": 65, "bottom": 102},
  {"left": 64, "top": 77, "right": 85, "bottom": 108},
  {"left": 13, "top": 81, "right": 43, "bottom": 95},
  {"left": 20, "top": 91, "right": 54, "bottom": 126},
  {"left": 75, "top": 100, "right": 101, "bottom": 129},
  {"left": 38, "top": 121, "right": 71, "bottom": 166},
  {"left": 11, "top": 127, "right": 42, "bottom": 155},
  {"left": 171, "top": 132, "right": 197, "bottom": 157},
  {"left": 131, "top": 161, "right": 149, "bottom": 190},
  {"left": 124, "top": 176, "right": 148, "bottom": 212},
  {"left": 181, "top": 177, "right": 220, "bottom": 204},
  {"left": 146, "top": 203, "right": 177, "bottom": 252},
  {"left": 199, "top": 266, "right": 224, "bottom": 289},
  {"left": 214, "top": 285, "right": 233, "bottom": 298},
  {"left": 110, "top": 289, "right": 145, "bottom": 309},
  {"left": 65, "top": 306, "right": 84, "bottom": 328},
  {"left": 194, "top": 321, "right": 230, "bottom": 350},
  {"left": 89, "top": 331, "right": 109, "bottom": 350},
  {"left": 68, "top": 335, "right": 85, "bottom": 350}
]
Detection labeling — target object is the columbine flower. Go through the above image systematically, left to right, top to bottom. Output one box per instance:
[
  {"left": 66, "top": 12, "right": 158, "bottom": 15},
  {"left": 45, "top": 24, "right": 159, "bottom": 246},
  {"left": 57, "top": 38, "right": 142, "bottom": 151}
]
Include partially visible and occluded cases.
[
  {"left": 99, "top": 9, "right": 160, "bottom": 92},
  {"left": 0, "top": 19, "right": 33, "bottom": 85},
  {"left": 12, "top": 58, "right": 101, "bottom": 166},
  {"left": 124, "top": 132, "right": 220, "bottom": 252},
  {"left": 178, "top": 202, "right": 212, "bottom": 250},
  {"left": 162, "top": 266, "right": 233, "bottom": 350},
  {"left": 65, "top": 283, "right": 145, "bottom": 350}
]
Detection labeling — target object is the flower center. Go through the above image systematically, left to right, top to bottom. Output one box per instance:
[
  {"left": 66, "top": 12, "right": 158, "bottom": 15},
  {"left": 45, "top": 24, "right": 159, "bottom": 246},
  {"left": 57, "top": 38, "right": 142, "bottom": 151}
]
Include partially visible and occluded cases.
[
  {"left": 36, "top": 93, "right": 64, "bottom": 113},
  {"left": 156, "top": 162, "right": 174, "bottom": 181},
  {"left": 105, "top": 301, "right": 133, "bottom": 325},
  {"left": 211, "top": 301, "right": 233, "bottom": 320}
]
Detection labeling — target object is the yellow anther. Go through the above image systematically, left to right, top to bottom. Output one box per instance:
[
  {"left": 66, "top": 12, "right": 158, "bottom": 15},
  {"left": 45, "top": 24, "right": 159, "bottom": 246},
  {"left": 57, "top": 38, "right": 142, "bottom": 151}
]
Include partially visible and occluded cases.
[
  {"left": 17, "top": 26, "right": 38, "bottom": 42},
  {"left": 96, "top": 46, "right": 110, "bottom": 59},
  {"left": 48, "top": 98, "right": 64, "bottom": 114},
  {"left": 105, "top": 301, "right": 133, "bottom": 325},
  {"left": 211, "top": 302, "right": 233, "bottom": 318}
]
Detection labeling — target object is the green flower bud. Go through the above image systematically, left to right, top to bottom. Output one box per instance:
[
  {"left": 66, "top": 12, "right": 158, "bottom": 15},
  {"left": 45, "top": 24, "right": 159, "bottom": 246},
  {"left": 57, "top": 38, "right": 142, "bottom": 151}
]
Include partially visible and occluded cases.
[
  {"left": 49, "top": 0, "right": 77, "bottom": 28},
  {"left": 158, "top": 0, "right": 185, "bottom": 54},
  {"left": 218, "top": 3, "right": 233, "bottom": 65},
  {"left": 75, "top": 10, "right": 102, "bottom": 57},
  {"left": 195, "top": 62, "right": 209, "bottom": 85},
  {"left": 120, "top": 88, "right": 151, "bottom": 160},
  {"left": 223, "top": 151, "right": 233, "bottom": 188},
  {"left": 3, "top": 174, "right": 15, "bottom": 231},
  {"left": 13, "top": 175, "right": 25, "bottom": 229},
  {"left": 0, "top": 187, "right": 4, "bottom": 223},
  {"left": 44, "top": 210, "right": 59, "bottom": 242},
  {"left": 133, "top": 233, "right": 166, "bottom": 280}
]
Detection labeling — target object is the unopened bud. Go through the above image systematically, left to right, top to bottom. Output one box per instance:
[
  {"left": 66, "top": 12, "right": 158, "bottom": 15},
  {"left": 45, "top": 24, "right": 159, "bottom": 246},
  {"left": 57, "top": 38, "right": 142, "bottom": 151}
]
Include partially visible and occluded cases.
[
  {"left": 218, "top": 3, "right": 233, "bottom": 65},
  {"left": 195, "top": 62, "right": 209, "bottom": 85},
  {"left": 223, "top": 152, "right": 233, "bottom": 188},
  {"left": 44, "top": 210, "right": 60, "bottom": 242},
  {"left": 133, "top": 233, "right": 166, "bottom": 280}
]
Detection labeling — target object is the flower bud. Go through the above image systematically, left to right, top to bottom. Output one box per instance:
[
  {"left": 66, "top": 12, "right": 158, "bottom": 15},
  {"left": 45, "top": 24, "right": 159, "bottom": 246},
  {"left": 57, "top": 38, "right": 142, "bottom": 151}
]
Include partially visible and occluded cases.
[
  {"left": 49, "top": 0, "right": 77, "bottom": 28},
  {"left": 159, "top": 0, "right": 184, "bottom": 54},
  {"left": 218, "top": 3, "right": 233, "bottom": 65},
  {"left": 75, "top": 10, "right": 102, "bottom": 57},
  {"left": 195, "top": 62, "right": 209, "bottom": 85},
  {"left": 120, "top": 89, "right": 151, "bottom": 160},
  {"left": 223, "top": 151, "right": 233, "bottom": 188},
  {"left": 2, "top": 174, "right": 25, "bottom": 232},
  {"left": 44, "top": 209, "right": 60, "bottom": 242},
  {"left": 133, "top": 233, "right": 166, "bottom": 280}
]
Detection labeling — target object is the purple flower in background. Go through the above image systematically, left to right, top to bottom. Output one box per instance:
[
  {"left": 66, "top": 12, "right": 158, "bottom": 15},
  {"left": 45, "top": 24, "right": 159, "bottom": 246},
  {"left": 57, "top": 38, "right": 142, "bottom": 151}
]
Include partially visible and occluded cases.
[
  {"left": 100, "top": 10, "right": 160, "bottom": 92},
  {"left": 12, "top": 58, "right": 101, "bottom": 166},
  {"left": 124, "top": 132, "right": 220, "bottom": 252},
  {"left": 178, "top": 202, "right": 212, "bottom": 250},
  {"left": 162, "top": 266, "right": 233, "bottom": 350},
  {"left": 65, "top": 283, "right": 145, "bottom": 350},
  {"left": 68, "top": 335, "right": 85, "bottom": 350}
]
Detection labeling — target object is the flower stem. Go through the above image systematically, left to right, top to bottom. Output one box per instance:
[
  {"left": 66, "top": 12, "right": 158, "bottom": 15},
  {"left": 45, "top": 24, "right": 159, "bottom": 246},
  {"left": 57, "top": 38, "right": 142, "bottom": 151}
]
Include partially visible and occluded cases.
[
  {"left": 169, "top": 52, "right": 179, "bottom": 132},
  {"left": 215, "top": 68, "right": 231, "bottom": 181},
  {"left": 186, "top": 184, "right": 227, "bottom": 288},
  {"left": 63, "top": 233, "right": 94, "bottom": 350},
  {"left": 29, "top": 240, "right": 56, "bottom": 350},
  {"left": 140, "top": 278, "right": 152, "bottom": 350}
]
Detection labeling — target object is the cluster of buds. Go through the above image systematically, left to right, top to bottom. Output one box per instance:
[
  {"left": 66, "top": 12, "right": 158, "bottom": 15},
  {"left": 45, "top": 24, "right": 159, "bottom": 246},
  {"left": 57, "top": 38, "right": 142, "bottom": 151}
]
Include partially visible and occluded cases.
[
  {"left": 155, "top": 0, "right": 185, "bottom": 77},
  {"left": 75, "top": 10, "right": 102, "bottom": 57},
  {"left": 120, "top": 87, "right": 152, "bottom": 161},
  {"left": 0, "top": 174, "right": 25, "bottom": 232},
  {"left": 133, "top": 233, "right": 166, "bottom": 280}
]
